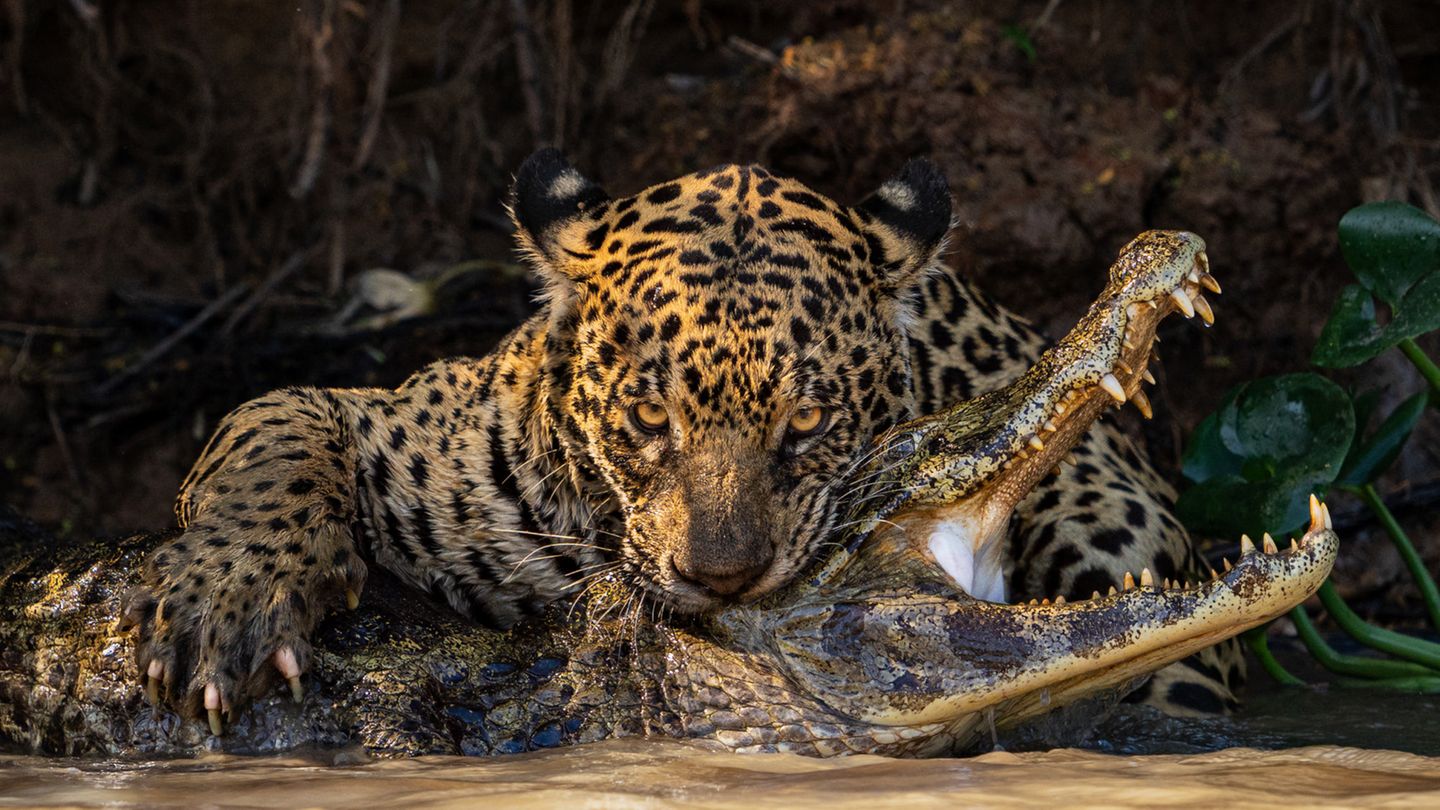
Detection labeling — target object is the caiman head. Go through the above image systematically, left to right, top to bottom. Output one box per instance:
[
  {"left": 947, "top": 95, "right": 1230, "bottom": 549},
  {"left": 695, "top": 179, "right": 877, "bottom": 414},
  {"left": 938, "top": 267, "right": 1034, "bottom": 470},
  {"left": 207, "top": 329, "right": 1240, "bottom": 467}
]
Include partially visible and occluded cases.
[{"left": 718, "top": 230, "right": 1339, "bottom": 749}]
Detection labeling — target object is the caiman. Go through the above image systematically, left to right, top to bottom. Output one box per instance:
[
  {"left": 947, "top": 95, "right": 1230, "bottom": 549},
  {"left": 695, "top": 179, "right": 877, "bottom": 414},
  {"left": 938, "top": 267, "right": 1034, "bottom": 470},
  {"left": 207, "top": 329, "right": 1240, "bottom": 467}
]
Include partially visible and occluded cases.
[{"left": 0, "top": 231, "right": 1338, "bottom": 758}]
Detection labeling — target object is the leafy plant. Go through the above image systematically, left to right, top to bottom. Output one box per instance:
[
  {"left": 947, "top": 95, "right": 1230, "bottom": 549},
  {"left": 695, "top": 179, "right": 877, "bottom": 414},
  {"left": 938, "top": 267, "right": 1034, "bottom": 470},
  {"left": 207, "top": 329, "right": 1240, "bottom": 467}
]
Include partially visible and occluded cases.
[{"left": 1179, "top": 202, "right": 1440, "bottom": 693}]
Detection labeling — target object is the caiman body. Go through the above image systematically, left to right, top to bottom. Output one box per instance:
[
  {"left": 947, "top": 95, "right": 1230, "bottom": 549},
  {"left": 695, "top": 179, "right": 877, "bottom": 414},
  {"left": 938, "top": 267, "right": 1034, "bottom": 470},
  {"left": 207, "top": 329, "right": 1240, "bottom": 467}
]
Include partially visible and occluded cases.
[{"left": 0, "top": 232, "right": 1339, "bottom": 758}]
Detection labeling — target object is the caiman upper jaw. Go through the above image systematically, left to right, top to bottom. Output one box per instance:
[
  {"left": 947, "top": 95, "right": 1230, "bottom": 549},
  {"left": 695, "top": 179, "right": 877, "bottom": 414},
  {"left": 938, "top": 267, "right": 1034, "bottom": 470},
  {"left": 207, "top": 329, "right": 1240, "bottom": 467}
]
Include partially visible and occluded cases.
[{"left": 848, "top": 230, "right": 1218, "bottom": 601}]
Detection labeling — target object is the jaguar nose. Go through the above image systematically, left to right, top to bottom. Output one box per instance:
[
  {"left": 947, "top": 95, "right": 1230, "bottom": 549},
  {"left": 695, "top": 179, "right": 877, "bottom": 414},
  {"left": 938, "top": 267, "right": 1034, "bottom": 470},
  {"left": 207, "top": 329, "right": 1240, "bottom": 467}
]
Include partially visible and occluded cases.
[{"left": 672, "top": 558, "right": 770, "bottom": 598}]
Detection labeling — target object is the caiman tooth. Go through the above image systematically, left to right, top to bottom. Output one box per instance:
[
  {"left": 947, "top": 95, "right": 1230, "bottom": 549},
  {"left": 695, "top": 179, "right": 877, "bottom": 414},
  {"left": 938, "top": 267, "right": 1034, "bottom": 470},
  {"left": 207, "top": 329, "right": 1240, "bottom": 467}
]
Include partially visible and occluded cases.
[
  {"left": 1200, "top": 272, "right": 1222, "bottom": 294},
  {"left": 1170, "top": 289, "right": 1195, "bottom": 318},
  {"left": 1194, "top": 295, "right": 1215, "bottom": 326},
  {"left": 1123, "top": 337, "right": 1136, "bottom": 351},
  {"left": 1117, "top": 360, "right": 1134, "bottom": 375},
  {"left": 1142, "top": 369, "right": 1157, "bottom": 385},
  {"left": 1100, "top": 373, "right": 1127, "bottom": 403},
  {"left": 1131, "top": 388, "right": 1153, "bottom": 419},
  {"left": 1044, "top": 419, "right": 1059, "bottom": 433},
  {"left": 1029, "top": 436, "right": 1046, "bottom": 452},
  {"left": 1065, "top": 452, "right": 1078, "bottom": 465},
  {"left": 1308, "top": 494, "right": 1325, "bottom": 532},
  {"left": 1322, "top": 502, "right": 1333, "bottom": 529},
  {"left": 1262, "top": 533, "right": 1278, "bottom": 554},
  {"left": 1240, "top": 534, "right": 1256, "bottom": 555},
  {"left": 1290, "top": 537, "right": 1299, "bottom": 552},
  {"left": 1222, "top": 557, "right": 1234, "bottom": 572},
  {"left": 1208, "top": 567, "right": 1219, "bottom": 581},
  {"left": 1140, "top": 568, "right": 1154, "bottom": 588},
  {"left": 1123, "top": 571, "right": 1136, "bottom": 591},
  {"left": 1162, "top": 577, "right": 1172, "bottom": 590},
  {"left": 1108, "top": 585, "right": 1118, "bottom": 596},
  {"left": 1091, "top": 591, "right": 1102, "bottom": 600},
  {"left": 1054, "top": 595, "right": 1066, "bottom": 605},
  {"left": 1029, "top": 598, "right": 1040, "bottom": 606},
  {"left": 1041, "top": 598, "right": 1051, "bottom": 606}
]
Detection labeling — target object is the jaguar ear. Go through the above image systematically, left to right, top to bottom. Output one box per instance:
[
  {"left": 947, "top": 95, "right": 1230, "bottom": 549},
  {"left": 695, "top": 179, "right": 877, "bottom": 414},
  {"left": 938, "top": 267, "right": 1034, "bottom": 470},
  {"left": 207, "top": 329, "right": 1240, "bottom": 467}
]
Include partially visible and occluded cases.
[
  {"left": 510, "top": 148, "right": 610, "bottom": 276},
  {"left": 855, "top": 158, "right": 953, "bottom": 289}
]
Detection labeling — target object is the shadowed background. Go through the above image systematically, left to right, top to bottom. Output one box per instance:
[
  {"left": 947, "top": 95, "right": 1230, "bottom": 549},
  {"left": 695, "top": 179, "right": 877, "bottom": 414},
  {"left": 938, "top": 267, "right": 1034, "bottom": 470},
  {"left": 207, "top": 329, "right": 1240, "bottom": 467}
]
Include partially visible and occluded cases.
[{"left": 1, "top": 0, "right": 1437, "bottom": 623}]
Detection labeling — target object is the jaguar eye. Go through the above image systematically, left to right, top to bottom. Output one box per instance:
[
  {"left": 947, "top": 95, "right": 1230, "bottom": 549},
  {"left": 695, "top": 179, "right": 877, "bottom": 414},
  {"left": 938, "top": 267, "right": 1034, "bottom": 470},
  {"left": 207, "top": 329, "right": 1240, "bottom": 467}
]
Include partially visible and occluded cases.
[
  {"left": 631, "top": 401, "right": 670, "bottom": 434},
  {"left": 787, "top": 406, "right": 831, "bottom": 438}
]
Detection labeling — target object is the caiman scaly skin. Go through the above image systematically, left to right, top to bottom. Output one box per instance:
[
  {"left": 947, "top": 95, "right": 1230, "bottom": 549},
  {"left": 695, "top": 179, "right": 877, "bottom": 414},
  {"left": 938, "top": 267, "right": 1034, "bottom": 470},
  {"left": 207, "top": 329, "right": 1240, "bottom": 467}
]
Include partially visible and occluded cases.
[{"left": 0, "top": 232, "right": 1339, "bottom": 757}]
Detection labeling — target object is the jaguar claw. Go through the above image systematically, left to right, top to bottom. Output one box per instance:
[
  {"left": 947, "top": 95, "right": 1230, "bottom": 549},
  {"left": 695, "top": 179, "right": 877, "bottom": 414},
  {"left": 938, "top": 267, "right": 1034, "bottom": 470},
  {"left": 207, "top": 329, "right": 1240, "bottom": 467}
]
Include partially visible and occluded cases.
[
  {"left": 274, "top": 646, "right": 304, "bottom": 704},
  {"left": 144, "top": 659, "right": 164, "bottom": 706},
  {"left": 204, "top": 683, "right": 224, "bottom": 736}
]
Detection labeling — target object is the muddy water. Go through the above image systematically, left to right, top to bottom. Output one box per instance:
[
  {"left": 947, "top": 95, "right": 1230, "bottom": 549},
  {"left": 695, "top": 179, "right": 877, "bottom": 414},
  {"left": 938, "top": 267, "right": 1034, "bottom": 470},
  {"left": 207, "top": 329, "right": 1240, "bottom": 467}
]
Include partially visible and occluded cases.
[
  {"left": 3, "top": 692, "right": 1439, "bottom": 809},
  {"left": 4, "top": 742, "right": 1440, "bottom": 809}
]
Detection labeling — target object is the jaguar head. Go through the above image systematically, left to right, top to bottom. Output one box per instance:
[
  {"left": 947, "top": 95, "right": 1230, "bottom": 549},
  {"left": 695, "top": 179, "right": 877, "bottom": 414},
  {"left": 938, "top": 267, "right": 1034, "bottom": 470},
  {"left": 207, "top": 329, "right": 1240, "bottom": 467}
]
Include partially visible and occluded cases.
[{"left": 510, "top": 149, "right": 951, "bottom": 612}]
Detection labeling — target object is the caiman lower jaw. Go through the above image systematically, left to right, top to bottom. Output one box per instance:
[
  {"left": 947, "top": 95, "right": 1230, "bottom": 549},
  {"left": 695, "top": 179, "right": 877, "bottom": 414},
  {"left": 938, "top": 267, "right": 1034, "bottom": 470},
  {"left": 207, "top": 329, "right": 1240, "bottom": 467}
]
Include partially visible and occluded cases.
[
  {"left": 866, "top": 230, "right": 1220, "bottom": 602},
  {"left": 864, "top": 497, "right": 1338, "bottom": 730}
]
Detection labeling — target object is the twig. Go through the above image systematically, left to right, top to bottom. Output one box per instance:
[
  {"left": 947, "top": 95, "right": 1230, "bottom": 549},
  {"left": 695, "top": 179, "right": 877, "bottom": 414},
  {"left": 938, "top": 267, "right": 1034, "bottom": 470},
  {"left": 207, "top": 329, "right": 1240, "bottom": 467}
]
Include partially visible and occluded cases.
[
  {"left": 3, "top": 0, "right": 28, "bottom": 114},
  {"left": 66, "top": 0, "right": 98, "bottom": 25},
  {"left": 290, "top": 0, "right": 336, "bottom": 198},
  {"left": 353, "top": 0, "right": 400, "bottom": 170},
  {"left": 507, "top": 0, "right": 547, "bottom": 143},
  {"left": 1029, "top": 0, "right": 1063, "bottom": 34},
  {"left": 1220, "top": 12, "right": 1301, "bottom": 92},
  {"left": 725, "top": 35, "right": 777, "bottom": 66},
  {"left": 221, "top": 248, "right": 315, "bottom": 336},
  {"left": 96, "top": 284, "right": 249, "bottom": 395},
  {"left": 0, "top": 321, "right": 113, "bottom": 336},
  {"left": 46, "top": 391, "right": 85, "bottom": 492}
]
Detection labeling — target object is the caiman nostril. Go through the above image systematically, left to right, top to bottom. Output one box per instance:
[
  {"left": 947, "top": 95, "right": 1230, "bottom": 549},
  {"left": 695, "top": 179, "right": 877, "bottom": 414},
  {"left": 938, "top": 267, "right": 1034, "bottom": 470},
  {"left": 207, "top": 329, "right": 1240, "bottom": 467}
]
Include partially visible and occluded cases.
[{"left": 672, "top": 558, "right": 769, "bottom": 597}]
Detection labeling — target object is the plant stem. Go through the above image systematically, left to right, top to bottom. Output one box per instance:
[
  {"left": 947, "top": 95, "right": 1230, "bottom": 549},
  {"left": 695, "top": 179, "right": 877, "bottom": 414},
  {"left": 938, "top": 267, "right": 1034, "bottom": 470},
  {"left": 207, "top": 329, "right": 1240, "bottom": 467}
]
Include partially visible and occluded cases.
[
  {"left": 1398, "top": 338, "right": 1440, "bottom": 399},
  {"left": 1356, "top": 483, "right": 1440, "bottom": 632},
  {"left": 1317, "top": 581, "right": 1440, "bottom": 669},
  {"left": 1290, "top": 604, "right": 1437, "bottom": 678},
  {"left": 1244, "top": 626, "right": 1305, "bottom": 686},
  {"left": 1335, "top": 675, "right": 1440, "bottom": 693}
]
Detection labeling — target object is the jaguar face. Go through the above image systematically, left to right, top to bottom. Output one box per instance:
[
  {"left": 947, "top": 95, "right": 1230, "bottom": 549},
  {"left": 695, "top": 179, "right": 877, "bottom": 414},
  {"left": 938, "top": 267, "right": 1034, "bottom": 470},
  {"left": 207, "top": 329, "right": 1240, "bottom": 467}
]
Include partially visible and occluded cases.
[{"left": 510, "top": 150, "right": 952, "bottom": 612}]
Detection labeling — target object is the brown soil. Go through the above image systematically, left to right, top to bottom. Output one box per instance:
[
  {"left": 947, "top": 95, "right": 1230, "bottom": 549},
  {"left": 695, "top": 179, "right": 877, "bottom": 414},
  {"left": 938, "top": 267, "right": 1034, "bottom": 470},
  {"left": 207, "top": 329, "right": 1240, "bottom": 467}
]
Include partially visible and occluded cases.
[{"left": 2, "top": 0, "right": 1438, "bottom": 620}]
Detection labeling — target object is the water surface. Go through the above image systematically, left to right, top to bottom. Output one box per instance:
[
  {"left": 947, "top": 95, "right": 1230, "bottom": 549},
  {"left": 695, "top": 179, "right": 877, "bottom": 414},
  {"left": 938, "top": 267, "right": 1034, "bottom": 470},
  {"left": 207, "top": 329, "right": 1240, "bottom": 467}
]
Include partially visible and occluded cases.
[{"left": 4, "top": 648, "right": 1438, "bottom": 808}]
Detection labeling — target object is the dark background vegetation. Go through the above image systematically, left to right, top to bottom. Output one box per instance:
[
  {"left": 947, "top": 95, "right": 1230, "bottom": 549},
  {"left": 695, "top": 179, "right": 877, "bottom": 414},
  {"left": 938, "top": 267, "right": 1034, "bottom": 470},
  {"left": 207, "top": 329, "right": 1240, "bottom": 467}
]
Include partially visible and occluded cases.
[{"left": 2, "top": 0, "right": 1437, "bottom": 623}]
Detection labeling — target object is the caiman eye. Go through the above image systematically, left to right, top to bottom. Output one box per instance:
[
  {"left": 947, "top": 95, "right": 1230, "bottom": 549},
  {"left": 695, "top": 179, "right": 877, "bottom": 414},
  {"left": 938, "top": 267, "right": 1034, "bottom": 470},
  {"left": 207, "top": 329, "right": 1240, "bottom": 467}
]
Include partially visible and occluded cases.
[
  {"left": 630, "top": 401, "right": 670, "bottom": 434},
  {"left": 787, "top": 406, "right": 831, "bottom": 438}
]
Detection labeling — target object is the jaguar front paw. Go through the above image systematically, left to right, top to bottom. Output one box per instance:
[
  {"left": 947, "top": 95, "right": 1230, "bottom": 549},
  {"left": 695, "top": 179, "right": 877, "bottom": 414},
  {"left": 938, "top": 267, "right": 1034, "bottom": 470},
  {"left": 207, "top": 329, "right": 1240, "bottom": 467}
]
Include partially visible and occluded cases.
[{"left": 119, "top": 520, "right": 365, "bottom": 734}]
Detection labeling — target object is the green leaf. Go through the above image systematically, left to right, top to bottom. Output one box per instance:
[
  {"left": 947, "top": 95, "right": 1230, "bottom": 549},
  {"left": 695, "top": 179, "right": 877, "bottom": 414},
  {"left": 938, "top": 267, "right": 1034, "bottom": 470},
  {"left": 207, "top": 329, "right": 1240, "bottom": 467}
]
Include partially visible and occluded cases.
[
  {"left": 1001, "top": 25, "right": 1038, "bottom": 62},
  {"left": 1339, "top": 202, "right": 1440, "bottom": 306},
  {"left": 1315, "top": 203, "right": 1440, "bottom": 367},
  {"left": 1313, "top": 276, "right": 1440, "bottom": 367},
  {"left": 1177, "top": 373, "right": 1354, "bottom": 536},
  {"left": 1338, "top": 392, "right": 1427, "bottom": 486},
  {"left": 1179, "top": 397, "right": 1244, "bottom": 482}
]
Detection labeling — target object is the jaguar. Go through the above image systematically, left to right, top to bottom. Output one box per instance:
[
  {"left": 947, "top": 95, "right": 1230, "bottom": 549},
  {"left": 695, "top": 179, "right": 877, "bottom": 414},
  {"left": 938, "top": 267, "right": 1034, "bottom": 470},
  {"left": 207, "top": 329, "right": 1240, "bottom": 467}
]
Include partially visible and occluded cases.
[{"left": 120, "top": 149, "right": 1240, "bottom": 732}]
